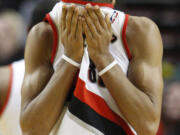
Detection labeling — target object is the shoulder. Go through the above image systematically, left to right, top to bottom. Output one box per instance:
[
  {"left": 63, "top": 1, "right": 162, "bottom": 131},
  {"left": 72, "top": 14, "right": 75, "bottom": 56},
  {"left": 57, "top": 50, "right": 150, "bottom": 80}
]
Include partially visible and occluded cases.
[
  {"left": 126, "top": 16, "right": 163, "bottom": 62},
  {"left": 127, "top": 16, "right": 158, "bottom": 32},
  {"left": 27, "top": 21, "right": 53, "bottom": 51},
  {"left": 25, "top": 22, "right": 53, "bottom": 69},
  {"left": 30, "top": 22, "right": 53, "bottom": 40}
]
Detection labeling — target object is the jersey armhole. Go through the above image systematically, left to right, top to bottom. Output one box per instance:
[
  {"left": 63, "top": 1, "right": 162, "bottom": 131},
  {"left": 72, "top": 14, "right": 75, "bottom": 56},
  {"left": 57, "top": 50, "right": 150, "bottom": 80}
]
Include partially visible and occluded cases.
[
  {"left": 44, "top": 13, "right": 58, "bottom": 64},
  {"left": 122, "top": 14, "right": 132, "bottom": 60},
  {"left": 0, "top": 64, "right": 13, "bottom": 117}
]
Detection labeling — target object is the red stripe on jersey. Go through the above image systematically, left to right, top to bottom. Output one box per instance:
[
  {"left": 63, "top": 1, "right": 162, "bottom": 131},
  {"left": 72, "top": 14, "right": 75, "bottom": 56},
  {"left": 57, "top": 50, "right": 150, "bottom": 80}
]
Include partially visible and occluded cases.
[
  {"left": 62, "top": 0, "right": 114, "bottom": 8},
  {"left": 44, "top": 14, "right": 58, "bottom": 64},
  {"left": 122, "top": 14, "right": 132, "bottom": 60},
  {"left": 0, "top": 65, "right": 13, "bottom": 116},
  {"left": 74, "top": 77, "right": 135, "bottom": 135},
  {"left": 156, "top": 121, "right": 164, "bottom": 135}
]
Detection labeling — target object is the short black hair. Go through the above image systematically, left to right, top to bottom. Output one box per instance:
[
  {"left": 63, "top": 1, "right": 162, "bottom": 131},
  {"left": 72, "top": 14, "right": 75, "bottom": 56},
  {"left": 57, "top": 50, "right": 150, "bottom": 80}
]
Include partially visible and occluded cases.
[{"left": 29, "top": 0, "right": 58, "bottom": 29}]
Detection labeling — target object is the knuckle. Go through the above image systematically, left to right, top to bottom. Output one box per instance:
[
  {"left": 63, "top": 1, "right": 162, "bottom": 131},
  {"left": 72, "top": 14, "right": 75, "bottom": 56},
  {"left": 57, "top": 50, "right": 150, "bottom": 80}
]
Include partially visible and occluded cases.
[
  {"left": 84, "top": 11, "right": 88, "bottom": 17},
  {"left": 67, "top": 15, "right": 70, "bottom": 20},
  {"left": 88, "top": 21, "right": 93, "bottom": 27},
  {"left": 99, "top": 28, "right": 103, "bottom": 33},
  {"left": 64, "top": 29, "right": 68, "bottom": 35},
  {"left": 101, "top": 29, "right": 105, "bottom": 34},
  {"left": 69, "top": 34, "right": 74, "bottom": 39},
  {"left": 96, "top": 34, "right": 100, "bottom": 39}
]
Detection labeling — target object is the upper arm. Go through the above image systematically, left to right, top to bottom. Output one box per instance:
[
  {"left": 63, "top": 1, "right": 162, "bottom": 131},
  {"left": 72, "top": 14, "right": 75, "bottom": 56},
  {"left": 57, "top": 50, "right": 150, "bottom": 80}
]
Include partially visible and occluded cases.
[
  {"left": 127, "top": 16, "right": 163, "bottom": 111},
  {"left": 21, "top": 22, "right": 54, "bottom": 110}
]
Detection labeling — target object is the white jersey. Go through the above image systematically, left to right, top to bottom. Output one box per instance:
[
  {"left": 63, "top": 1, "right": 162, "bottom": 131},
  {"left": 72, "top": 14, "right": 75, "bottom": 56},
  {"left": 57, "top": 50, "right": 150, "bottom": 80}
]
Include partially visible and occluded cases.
[
  {"left": 45, "top": 1, "right": 137, "bottom": 135},
  {"left": 0, "top": 60, "right": 24, "bottom": 135}
]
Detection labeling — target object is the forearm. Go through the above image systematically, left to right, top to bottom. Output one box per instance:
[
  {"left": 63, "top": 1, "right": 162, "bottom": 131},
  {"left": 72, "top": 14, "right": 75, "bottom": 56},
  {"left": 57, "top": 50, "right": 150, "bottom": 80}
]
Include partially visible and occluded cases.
[
  {"left": 93, "top": 55, "right": 158, "bottom": 135},
  {"left": 21, "top": 60, "right": 78, "bottom": 135}
]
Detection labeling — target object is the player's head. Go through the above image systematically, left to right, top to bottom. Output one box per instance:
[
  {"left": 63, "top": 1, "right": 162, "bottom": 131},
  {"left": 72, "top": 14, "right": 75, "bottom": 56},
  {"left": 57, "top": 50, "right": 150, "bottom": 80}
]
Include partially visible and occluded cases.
[{"left": 65, "top": 0, "right": 116, "bottom": 5}]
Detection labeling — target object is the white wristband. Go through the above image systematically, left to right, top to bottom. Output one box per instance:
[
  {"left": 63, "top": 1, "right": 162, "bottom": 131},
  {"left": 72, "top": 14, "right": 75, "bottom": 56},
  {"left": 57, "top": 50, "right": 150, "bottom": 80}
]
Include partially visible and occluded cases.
[
  {"left": 62, "top": 54, "right": 80, "bottom": 68},
  {"left": 98, "top": 60, "right": 117, "bottom": 76}
]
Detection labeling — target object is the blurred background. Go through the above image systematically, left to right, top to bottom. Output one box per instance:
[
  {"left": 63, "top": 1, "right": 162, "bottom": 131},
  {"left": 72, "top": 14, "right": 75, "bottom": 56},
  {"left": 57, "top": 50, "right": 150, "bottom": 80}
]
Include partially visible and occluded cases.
[
  {"left": 0, "top": 0, "right": 180, "bottom": 135},
  {"left": 115, "top": 0, "right": 180, "bottom": 135}
]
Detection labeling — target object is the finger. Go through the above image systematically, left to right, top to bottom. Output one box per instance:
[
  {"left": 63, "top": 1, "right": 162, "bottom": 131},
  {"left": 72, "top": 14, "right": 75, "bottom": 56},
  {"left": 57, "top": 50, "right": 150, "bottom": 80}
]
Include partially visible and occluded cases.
[
  {"left": 66, "top": 4, "right": 75, "bottom": 33},
  {"left": 86, "top": 4, "right": 102, "bottom": 33},
  {"left": 60, "top": 5, "right": 67, "bottom": 33},
  {"left": 94, "top": 6, "right": 107, "bottom": 30},
  {"left": 71, "top": 7, "right": 79, "bottom": 36},
  {"left": 83, "top": 9, "right": 98, "bottom": 38},
  {"left": 105, "top": 14, "right": 112, "bottom": 31},
  {"left": 76, "top": 16, "right": 83, "bottom": 39},
  {"left": 82, "top": 18, "right": 92, "bottom": 40}
]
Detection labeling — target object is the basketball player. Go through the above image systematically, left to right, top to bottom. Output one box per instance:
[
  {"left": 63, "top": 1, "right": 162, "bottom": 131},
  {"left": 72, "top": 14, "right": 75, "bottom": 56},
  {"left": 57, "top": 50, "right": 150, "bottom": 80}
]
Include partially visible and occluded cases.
[
  {"left": 20, "top": 0, "right": 163, "bottom": 135},
  {"left": 0, "top": 1, "right": 58, "bottom": 135}
]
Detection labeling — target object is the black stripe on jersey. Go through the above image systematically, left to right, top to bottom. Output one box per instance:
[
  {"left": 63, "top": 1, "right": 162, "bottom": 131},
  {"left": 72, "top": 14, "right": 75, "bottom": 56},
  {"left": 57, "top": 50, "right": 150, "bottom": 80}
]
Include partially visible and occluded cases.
[{"left": 68, "top": 95, "right": 127, "bottom": 135}]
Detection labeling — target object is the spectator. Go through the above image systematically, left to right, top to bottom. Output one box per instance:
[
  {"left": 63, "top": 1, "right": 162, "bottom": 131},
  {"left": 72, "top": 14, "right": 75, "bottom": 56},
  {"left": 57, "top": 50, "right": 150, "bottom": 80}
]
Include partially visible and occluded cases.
[{"left": 0, "top": 10, "right": 25, "bottom": 65}]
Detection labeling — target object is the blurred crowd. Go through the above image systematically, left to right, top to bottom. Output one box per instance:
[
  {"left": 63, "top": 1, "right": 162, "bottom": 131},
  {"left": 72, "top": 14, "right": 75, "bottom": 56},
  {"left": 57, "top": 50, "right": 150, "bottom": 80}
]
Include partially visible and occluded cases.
[
  {"left": 0, "top": 0, "right": 180, "bottom": 135},
  {"left": 0, "top": 0, "right": 40, "bottom": 65},
  {"left": 0, "top": 0, "right": 59, "bottom": 65}
]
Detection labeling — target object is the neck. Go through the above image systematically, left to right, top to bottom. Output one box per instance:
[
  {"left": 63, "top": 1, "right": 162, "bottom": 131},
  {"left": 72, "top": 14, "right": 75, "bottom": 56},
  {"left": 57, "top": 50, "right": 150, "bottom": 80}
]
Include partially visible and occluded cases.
[{"left": 61, "top": 0, "right": 114, "bottom": 8}]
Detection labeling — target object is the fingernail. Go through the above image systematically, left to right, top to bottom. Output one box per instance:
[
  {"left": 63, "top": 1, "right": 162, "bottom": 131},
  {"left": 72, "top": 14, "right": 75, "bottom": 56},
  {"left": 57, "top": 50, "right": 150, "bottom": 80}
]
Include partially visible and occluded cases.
[
  {"left": 86, "top": 3, "right": 91, "bottom": 8},
  {"left": 70, "top": 4, "right": 76, "bottom": 8},
  {"left": 62, "top": 5, "right": 66, "bottom": 8},
  {"left": 95, "top": 5, "right": 99, "bottom": 9},
  {"left": 75, "top": 7, "right": 78, "bottom": 12},
  {"left": 82, "top": 17, "right": 85, "bottom": 21}
]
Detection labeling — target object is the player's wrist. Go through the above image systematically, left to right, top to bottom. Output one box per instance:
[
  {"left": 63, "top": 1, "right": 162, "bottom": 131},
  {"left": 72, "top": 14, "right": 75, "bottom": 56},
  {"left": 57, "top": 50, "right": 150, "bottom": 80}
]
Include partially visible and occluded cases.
[
  {"left": 64, "top": 52, "right": 83, "bottom": 63},
  {"left": 91, "top": 53, "right": 114, "bottom": 71},
  {"left": 62, "top": 54, "right": 81, "bottom": 68}
]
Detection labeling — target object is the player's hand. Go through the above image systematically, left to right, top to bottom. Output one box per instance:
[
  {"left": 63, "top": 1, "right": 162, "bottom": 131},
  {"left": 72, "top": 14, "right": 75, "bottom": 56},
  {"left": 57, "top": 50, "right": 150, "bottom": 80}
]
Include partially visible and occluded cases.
[
  {"left": 82, "top": 4, "right": 112, "bottom": 61},
  {"left": 60, "top": 5, "right": 84, "bottom": 63}
]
